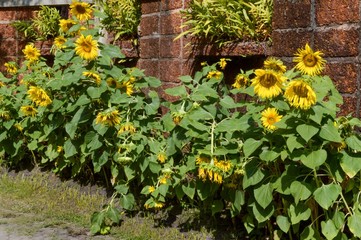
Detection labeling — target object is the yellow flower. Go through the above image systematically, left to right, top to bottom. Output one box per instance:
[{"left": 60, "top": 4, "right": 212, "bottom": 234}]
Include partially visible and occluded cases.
[
  {"left": 70, "top": 0, "right": 93, "bottom": 21},
  {"left": 59, "top": 19, "right": 76, "bottom": 33},
  {"left": 54, "top": 35, "right": 67, "bottom": 49},
  {"left": 75, "top": 35, "right": 98, "bottom": 61},
  {"left": 293, "top": 43, "right": 326, "bottom": 76},
  {"left": 22, "top": 44, "right": 41, "bottom": 63},
  {"left": 264, "top": 57, "right": 287, "bottom": 73},
  {"left": 219, "top": 58, "right": 227, "bottom": 70},
  {"left": 201, "top": 61, "right": 207, "bottom": 66},
  {"left": 4, "top": 62, "right": 17, "bottom": 74},
  {"left": 252, "top": 69, "right": 285, "bottom": 99},
  {"left": 207, "top": 70, "right": 222, "bottom": 79},
  {"left": 83, "top": 71, "right": 101, "bottom": 85},
  {"left": 232, "top": 74, "right": 248, "bottom": 89},
  {"left": 106, "top": 77, "right": 117, "bottom": 88},
  {"left": 284, "top": 80, "right": 316, "bottom": 110},
  {"left": 0, "top": 81, "right": 4, "bottom": 87},
  {"left": 119, "top": 81, "right": 134, "bottom": 96},
  {"left": 27, "top": 86, "right": 52, "bottom": 107},
  {"left": 20, "top": 105, "right": 38, "bottom": 117},
  {"left": 261, "top": 108, "right": 282, "bottom": 131},
  {"left": 95, "top": 109, "right": 121, "bottom": 126},
  {"left": 0, "top": 110, "right": 10, "bottom": 121},
  {"left": 118, "top": 122, "right": 136, "bottom": 134},
  {"left": 14, "top": 123, "right": 23, "bottom": 132},
  {"left": 57, "top": 146, "right": 64, "bottom": 153},
  {"left": 157, "top": 152, "right": 167, "bottom": 164},
  {"left": 195, "top": 155, "right": 210, "bottom": 164},
  {"left": 215, "top": 160, "right": 232, "bottom": 172},
  {"left": 198, "top": 168, "right": 207, "bottom": 181},
  {"left": 213, "top": 172, "right": 223, "bottom": 184},
  {"left": 159, "top": 176, "right": 167, "bottom": 185},
  {"left": 148, "top": 186, "right": 156, "bottom": 193},
  {"left": 154, "top": 201, "right": 164, "bottom": 209}
]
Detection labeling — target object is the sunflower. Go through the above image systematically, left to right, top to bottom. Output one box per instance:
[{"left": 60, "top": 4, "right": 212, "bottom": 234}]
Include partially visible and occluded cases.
[
  {"left": 70, "top": 0, "right": 93, "bottom": 21},
  {"left": 59, "top": 19, "right": 76, "bottom": 33},
  {"left": 75, "top": 35, "right": 98, "bottom": 61},
  {"left": 54, "top": 36, "right": 67, "bottom": 49},
  {"left": 293, "top": 43, "right": 326, "bottom": 76},
  {"left": 22, "top": 44, "right": 41, "bottom": 63},
  {"left": 264, "top": 57, "right": 287, "bottom": 73},
  {"left": 219, "top": 58, "right": 228, "bottom": 70},
  {"left": 4, "top": 62, "right": 18, "bottom": 74},
  {"left": 252, "top": 69, "right": 285, "bottom": 99},
  {"left": 207, "top": 70, "right": 222, "bottom": 80},
  {"left": 83, "top": 71, "right": 101, "bottom": 85},
  {"left": 232, "top": 73, "right": 248, "bottom": 89},
  {"left": 284, "top": 80, "right": 316, "bottom": 110},
  {"left": 0, "top": 81, "right": 4, "bottom": 87},
  {"left": 119, "top": 81, "right": 134, "bottom": 96},
  {"left": 27, "top": 86, "right": 52, "bottom": 107},
  {"left": 20, "top": 105, "right": 38, "bottom": 117},
  {"left": 261, "top": 107, "right": 282, "bottom": 131},
  {"left": 95, "top": 109, "right": 121, "bottom": 126},
  {"left": 0, "top": 110, "right": 10, "bottom": 121},
  {"left": 117, "top": 122, "right": 136, "bottom": 135},
  {"left": 157, "top": 152, "right": 167, "bottom": 164},
  {"left": 215, "top": 160, "right": 232, "bottom": 172},
  {"left": 148, "top": 186, "right": 156, "bottom": 194}
]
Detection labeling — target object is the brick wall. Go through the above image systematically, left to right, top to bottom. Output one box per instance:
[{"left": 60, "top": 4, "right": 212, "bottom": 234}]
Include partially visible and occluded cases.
[
  {"left": 0, "top": 0, "right": 360, "bottom": 116},
  {"left": 272, "top": 0, "right": 361, "bottom": 117}
]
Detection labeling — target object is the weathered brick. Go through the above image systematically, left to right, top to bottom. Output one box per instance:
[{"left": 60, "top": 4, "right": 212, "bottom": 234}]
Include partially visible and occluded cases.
[
  {"left": 141, "top": 0, "right": 160, "bottom": 14},
  {"left": 161, "top": 0, "right": 183, "bottom": 11},
  {"left": 272, "top": 0, "right": 311, "bottom": 29},
  {"left": 316, "top": 0, "right": 359, "bottom": 25},
  {"left": 15, "top": 7, "right": 39, "bottom": 20},
  {"left": 0, "top": 8, "right": 17, "bottom": 21},
  {"left": 160, "top": 11, "right": 182, "bottom": 35},
  {"left": 139, "top": 15, "right": 159, "bottom": 36},
  {"left": 0, "top": 24, "right": 16, "bottom": 39},
  {"left": 314, "top": 28, "right": 359, "bottom": 57},
  {"left": 271, "top": 30, "right": 313, "bottom": 57},
  {"left": 160, "top": 36, "right": 181, "bottom": 58},
  {"left": 139, "top": 37, "right": 159, "bottom": 59},
  {"left": 0, "top": 39, "right": 17, "bottom": 57},
  {"left": 34, "top": 40, "right": 53, "bottom": 55},
  {"left": 137, "top": 59, "right": 159, "bottom": 78},
  {"left": 159, "top": 59, "right": 182, "bottom": 82},
  {"left": 324, "top": 62, "right": 357, "bottom": 94},
  {"left": 337, "top": 96, "right": 358, "bottom": 117}
]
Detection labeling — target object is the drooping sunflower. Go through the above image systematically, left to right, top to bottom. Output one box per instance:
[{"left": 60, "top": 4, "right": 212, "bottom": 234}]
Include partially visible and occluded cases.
[
  {"left": 70, "top": 0, "right": 93, "bottom": 21},
  {"left": 59, "top": 19, "right": 76, "bottom": 33},
  {"left": 75, "top": 35, "right": 98, "bottom": 61},
  {"left": 54, "top": 36, "right": 67, "bottom": 49},
  {"left": 293, "top": 43, "right": 326, "bottom": 76},
  {"left": 22, "top": 44, "right": 41, "bottom": 63},
  {"left": 264, "top": 57, "right": 287, "bottom": 73},
  {"left": 219, "top": 58, "right": 228, "bottom": 70},
  {"left": 4, "top": 62, "right": 18, "bottom": 74},
  {"left": 252, "top": 69, "right": 286, "bottom": 99},
  {"left": 207, "top": 70, "right": 222, "bottom": 80},
  {"left": 83, "top": 71, "right": 101, "bottom": 85},
  {"left": 232, "top": 73, "right": 248, "bottom": 89},
  {"left": 284, "top": 80, "right": 316, "bottom": 110},
  {"left": 119, "top": 81, "right": 134, "bottom": 96},
  {"left": 27, "top": 86, "right": 52, "bottom": 107},
  {"left": 20, "top": 105, "right": 38, "bottom": 117},
  {"left": 261, "top": 107, "right": 283, "bottom": 131},
  {"left": 95, "top": 109, "right": 121, "bottom": 126},
  {"left": 0, "top": 110, "right": 10, "bottom": 121},
  {"left": 117, "top": 122, "right": 136, "bottom": 135},
  {"left": 215, "top": 160, "right": 232, "bottom": 173}
]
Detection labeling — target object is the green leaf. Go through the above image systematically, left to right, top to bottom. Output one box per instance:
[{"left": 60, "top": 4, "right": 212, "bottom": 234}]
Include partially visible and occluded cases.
[
  {"left": 179, "top": 75, "right": 193, "bottom": 83},
  {"left": 164, "top": 85, "right": 188, "bottom": 98},
  {"left": 220, "top": 96, "right": 239, "bottom": 109},
  {"left": 215, "top": 117, "right": 250, "bottom": 133},
  {"left": 319, "top": 120, "right": 342, "bottom": 143},
  {"left": 65, "top": 122, "right": 77, "bottom": 139},
  {"left": 296, "top": 124, "right": 319, "bottom": 142},
  {"left": 286, "top": 135, "right": 304, "bottom": 153},
  {"left": 345, "top": 135, "right": 361, "bottom": 151},
  {"left": 243, "top": 138, "right": 263, "bottom": 158},
  {"left": 64, "top": 139, "right": 77, "bottom": 158},
  {"left": 259, "top": 149, "right": 280, "bottom": 162},
  {"left": 300, "top": 149, "right": 327, "bottom": 169},
  {"left": 340, "top": 152, "right": 361, "bottom": 178},
  {"left": 243, "top": 162, "right": 265, "bottom": 189},
  {"left": 124, "top": 166, "right": 135, "bottom": 181},
  {"left": 290, "top": 181, "right": 313, "bottom": 204},
  {"left": 182, "top": 182, "right": 195, "bottom": 199},
  {"left": 254, "top": 183, "right": 273, "bottom": 209},
  {"left": 313, "top": 183, "right": 341, "bottom": 209},
  {"left": 114, "top": 184, "right": 128, "bottom": 195},
  {"left": 119, "top": 193, "right": 135, "bottom": 210},
  {"left": 211, "top": 200, "right": 224, "bottom": 216},
  {"left": 252, "top": 202, "right": 274, "bottom": 223},
  {"left": 288, "top": 202, "right": 311, "bottom": 225},
  {"left": 106, "top": 207, "right": 121, "bottom": 224},
  {"left": 90, "top": 211, "right": 105, "bottom": 234},
  {"left": 348, "top": 212, "right": 361, "bottom": 238},
  {"left": 276, "top": 215, "right": 290, "bottom": 233},
  {"left": 321, "top": 219, "right": 339, "bottom": 240},
  {"left": 300, "top": 225, "right": 317, "bottom": 240}
]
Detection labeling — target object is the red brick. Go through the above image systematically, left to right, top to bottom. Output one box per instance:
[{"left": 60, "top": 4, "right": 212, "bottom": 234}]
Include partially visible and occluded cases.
[
  {"left": 161, "top": 0, "right": 183, "bottom": 11},
  {"left": 272, "top": 0, "right": 311, "bottom": 29},
  {"left": 316, "top": 0, "right": 359, "bottom": 25},
  {"left": 141, "top": 1, "right": 160, "bottom": 14},
  {"left": 15, "top": 7, "right": 39, "bottom": 20},
  {"left": 0, "top": 8, "right": 17, "bottom": 21},
  {"left": 160, "top": 12, "right": 182, "bottom": 35},
  {"left": 139, "top": 15, "right": 159, "bottom": 36},
  {"left": 0, "top": 24, "right": 16, "bottom": 39},
  {"left": 314, "top": 28, "right": 359, "bottom": 57},
  {"left": 271, "top": 30, "right": 313, "bottom": 57},
  {"left": 160, "top": 36, "right": 181, "bottom": 58},
  {"left": 139, "top": 37, "right": 159, "bottom": 58},
  {"left": 0, "top": 39, "right": 17, "bottom": 57},
  {"left": 34, "top": 40, "right": 53, "bottom": 55},
  {"left": 137, "top": 59, "right": 159, "bottom": 78},
  {"left": 159, "top": 59, "right": 182, "bottom": 82},
  {"left": 324, "top": 62, "right": 357, "bottom": 94},
  {"left": 337, "top": 96, "right": 358, "bottom": 117}
]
